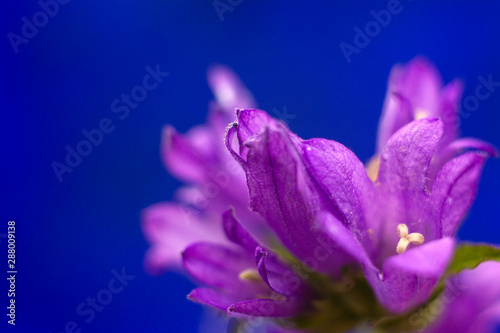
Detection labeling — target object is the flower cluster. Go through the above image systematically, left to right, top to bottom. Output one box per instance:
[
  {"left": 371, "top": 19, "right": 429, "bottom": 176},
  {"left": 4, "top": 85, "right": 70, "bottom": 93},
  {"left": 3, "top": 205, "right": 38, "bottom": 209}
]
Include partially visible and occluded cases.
[{"left": 142, "top": 59, "right": 500, "bottom": 332}]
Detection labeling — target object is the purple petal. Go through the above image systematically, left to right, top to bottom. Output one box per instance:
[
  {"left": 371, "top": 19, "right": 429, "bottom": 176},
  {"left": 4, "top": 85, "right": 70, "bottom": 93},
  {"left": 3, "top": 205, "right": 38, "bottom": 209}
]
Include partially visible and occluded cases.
[
  {"left": 377, "top": 57, "right": 444, "bottom": 152},
  {"left": 207, "top": 65, "right": 256, "bottom": 115},
  {"left": 438, "top": 79, "right": 463, "bottom": 146},
  {"left": 377, "top": 92, "right": 414, "bottom": 154},
  {"left": 235, "top": 109, "right": 283, "bottom": 162},
  {"left": 376, "top": 118, "right": 444, "bottom": 255},
  {"left": 378, "top": 118, "right": 443, "bottom": 193},
  {"left": 161, "top": 125, "right": 213, "bottom": 183},
  {"left": 243, "top": 125, "right": 345, "bottom": 274},
  {"left": 444, "top": 137, "right": 499, "bottom": 158},
  {"left": 301, "top": 138, "right": 376, "bottom": 252},
  {"left": 431, "top": 151, "right": 491, "bottom": 237},
  {"left": 141, "top": 203, "right": 226, "bottom": 274},
  {"left": 223, "top": 208, "right": 259, "bottom": 252},
  {"left": 318, "top": 211, "right": 372, "bottom": 265},
  {"left": 365, "top": 237, "right": 455, "bottom": 313},
  {"left": 182, "top": 242, "right": 253, "bottom": 291},
  {"left": 256, "top": 247, "right": 307, "bottom": 297},
  {"left": 425, "top": 261, "right": 500, "bottom": 333},
  {"left": 188, "top": 287, "right": 242, "bottom": 311},
  {"left": 228, "top": 298, "right": 301, "bottom": 317}
]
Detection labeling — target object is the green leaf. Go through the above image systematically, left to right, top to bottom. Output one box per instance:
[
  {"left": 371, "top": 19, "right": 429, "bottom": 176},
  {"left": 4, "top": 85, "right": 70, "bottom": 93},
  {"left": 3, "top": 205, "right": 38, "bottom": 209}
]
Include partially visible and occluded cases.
[{"left": 447, "top": 243, "right": 500, "bottom": 275}]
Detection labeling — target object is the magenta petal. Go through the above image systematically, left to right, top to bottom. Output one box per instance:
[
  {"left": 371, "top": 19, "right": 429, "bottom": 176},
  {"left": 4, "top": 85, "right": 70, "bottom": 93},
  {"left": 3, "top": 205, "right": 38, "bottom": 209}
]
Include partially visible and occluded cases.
[
  {"left": 377, "top": 57, "right": 444, "bottom": 152},
  {"left": 207, "top": 65, "right": 256, "bottom": 115},
  {"left": 377, "top": 92, "right": 414, "bottom": 154},
  {"left": 161, "top": 126, "right": 212, "bottom": 183},
  {"left": 302, "top": 138, "right": 375, "bottom": 250},
  {"left": 432, "top": 151, "right": 491, "bottom": 237},
  {"left": 141, "top": 203, "right": 226, "bottom": 274},
  {"left": 223, "top": 208, "right": 258, "bottom": 252},
  {"left": 365, "top": 237, "right": 455, "bottom": 313},
  {"left": 182, "top": 242, "right": 251, "bottom": 290},
  {"left": 425, "top": 261, "right": 500, "bottom": 333},
  {"left": 188, "top": 287, "right": 242, "bottom": 311},
  {"left": 228, "top": 299, "right": 301, "bottom": 317}
]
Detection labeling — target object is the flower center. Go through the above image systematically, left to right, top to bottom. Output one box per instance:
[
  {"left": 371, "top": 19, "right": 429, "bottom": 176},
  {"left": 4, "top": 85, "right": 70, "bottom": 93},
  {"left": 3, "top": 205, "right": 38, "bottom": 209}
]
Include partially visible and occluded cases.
[{"left": 396, "top": 224, "right": 424, "bottom": 254}]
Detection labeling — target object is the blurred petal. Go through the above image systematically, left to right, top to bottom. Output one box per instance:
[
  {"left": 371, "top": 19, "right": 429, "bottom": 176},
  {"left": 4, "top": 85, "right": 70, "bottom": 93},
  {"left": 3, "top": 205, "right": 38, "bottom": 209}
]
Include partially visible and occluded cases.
[
  {"left": 377, "top": 57, "right": 444, "bottom": 152},
  {"left": 207, "top": 65, "right": 256, "bottom": 114},
  {"left": 160, "top": 125, "right": 212, "bottom": 183},
  {"left": 432, "top": 151, "right": 491, "bottom": 237},
  {"left": 141, "top": 203, "right": 226, "bottom": 274},
  {"left": 223, "top": 208, "right": 259, "bottom": 252},
  {"left": 182, "top": 242, "right": 252, "bottom": 290},
  {"left": 425, "top": 261, "right": 500, "bottom": 333},
  {"left": 188, "top": 287, "right": 242, "bottom": 311},
  {"left": 228, "top": 298, "right": 301, "bottom": 317}
]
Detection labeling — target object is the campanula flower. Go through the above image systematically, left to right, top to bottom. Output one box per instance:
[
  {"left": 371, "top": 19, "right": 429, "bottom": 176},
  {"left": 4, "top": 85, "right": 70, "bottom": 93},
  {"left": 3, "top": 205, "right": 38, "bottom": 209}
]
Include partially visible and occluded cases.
[{"left": 143, "top": 60, "right": 500, "bottom": 332}]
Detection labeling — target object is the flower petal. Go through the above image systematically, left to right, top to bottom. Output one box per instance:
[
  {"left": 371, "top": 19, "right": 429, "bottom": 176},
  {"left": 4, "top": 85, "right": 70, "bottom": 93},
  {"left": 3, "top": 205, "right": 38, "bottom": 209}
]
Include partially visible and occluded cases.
[
  {"left": 377, "top": 57, "right": 444, "bottom": 152},
  {"left": 207, "top": 65, "right": 256, "bottom": 115},
  {"left": 438, "top": 79, "right": 463, "bottom": 146},
  {"left": 376, "top": 118, "right": 444, "bottom": 255},
  {"left": 378, "top": 118, "right": 443, "bottom": 194},
  {"left": 161, "top": 125, "right": 214, "bottom": 183},
  {"left": 243, "top": 125, "right": 345, "bottom": 274},
  {"left": 301, "top": 138, "right": 376, "bottom": 251},
  {"left": 432, "top": 151, "right": 491, "bottom": 237},
  {"left": 141, "top": 203, "right": 226, "bottom": 274},
  {"left": 223, "top": 208, "right": 259, "bottom": 252},
  {"left": 365, "top": 237, "right": 455, "bottom": 313},
  {"left": 182, "top": 242, "right": 252, "bottom": 291},
  {"left": 256, "top": 247, "right": 307, "bottom": 297},
  {"left": 425, "top": 261, "right": 500, "bottom": 333},
  {"left": 187, "top": 287, "right": 242, "bottom": 311},
  {"left": 228, "top": 298, "right": 301, "bottom": 317}
]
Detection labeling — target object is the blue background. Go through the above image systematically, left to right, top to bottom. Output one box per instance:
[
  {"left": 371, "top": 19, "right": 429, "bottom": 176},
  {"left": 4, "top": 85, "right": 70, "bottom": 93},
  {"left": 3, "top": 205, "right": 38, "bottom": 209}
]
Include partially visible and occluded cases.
[{"left": 2, "top": 1, "right": 500, "bottom": 332}]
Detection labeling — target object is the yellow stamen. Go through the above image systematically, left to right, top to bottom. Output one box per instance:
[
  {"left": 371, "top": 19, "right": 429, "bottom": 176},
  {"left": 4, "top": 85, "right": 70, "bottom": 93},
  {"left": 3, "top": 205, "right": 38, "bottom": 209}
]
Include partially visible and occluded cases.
[
  {"left": 396, "top": 223, "right": 424, "bottom": 254},
  {"left": 397, "top": 224, "right": 408, "bottom": 238},
  {"left": 396, "top": 238, "right": 410, "bottom": 254},
  {"left": 238, "top": 268, "right": 261, "bottom": 282}
]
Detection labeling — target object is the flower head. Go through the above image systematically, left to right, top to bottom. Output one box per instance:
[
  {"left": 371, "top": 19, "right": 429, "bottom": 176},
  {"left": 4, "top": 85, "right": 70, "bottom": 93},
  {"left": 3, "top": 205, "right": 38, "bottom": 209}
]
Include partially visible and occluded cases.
[{"left": 143, "top": 59, "right": 500, "bottom": 332}]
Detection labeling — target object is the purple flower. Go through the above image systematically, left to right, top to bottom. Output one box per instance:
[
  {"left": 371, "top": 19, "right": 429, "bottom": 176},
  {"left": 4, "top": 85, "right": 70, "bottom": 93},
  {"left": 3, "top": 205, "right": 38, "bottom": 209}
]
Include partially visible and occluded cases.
[
  {"left": 367, "top": 57, "right": 497, "bottom": 183},
  {"left": 143, "top": 60, "right": 500, "bottom": 332},
  {"left": 142, "top": 66, "right": 257, "bottom": 274},
  {"left": 226, "top": 108, "right": 493, "bottom": 314}
]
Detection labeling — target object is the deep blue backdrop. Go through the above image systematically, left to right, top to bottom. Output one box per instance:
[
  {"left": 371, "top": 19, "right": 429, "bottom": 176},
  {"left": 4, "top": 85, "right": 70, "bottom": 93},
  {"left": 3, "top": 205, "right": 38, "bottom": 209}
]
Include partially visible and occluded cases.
[{"left": 2, "top": 1, "right": 500, "bottom": 332}]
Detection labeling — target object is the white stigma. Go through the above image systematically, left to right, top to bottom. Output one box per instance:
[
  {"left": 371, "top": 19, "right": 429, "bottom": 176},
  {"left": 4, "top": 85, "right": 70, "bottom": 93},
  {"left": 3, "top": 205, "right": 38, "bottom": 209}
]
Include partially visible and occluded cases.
[{"left": 396, "top": 223, "right": 424, "bottom": 254}]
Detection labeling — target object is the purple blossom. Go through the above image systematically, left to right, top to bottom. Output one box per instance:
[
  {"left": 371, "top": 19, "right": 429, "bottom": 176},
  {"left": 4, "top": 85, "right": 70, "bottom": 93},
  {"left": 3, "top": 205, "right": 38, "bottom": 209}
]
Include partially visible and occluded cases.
[
  {"left": 142, "top": 59, "right": 500, "bottom": 332},
  {"left": 142, "top": 65, "right": 257, "bottom": 274}
]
